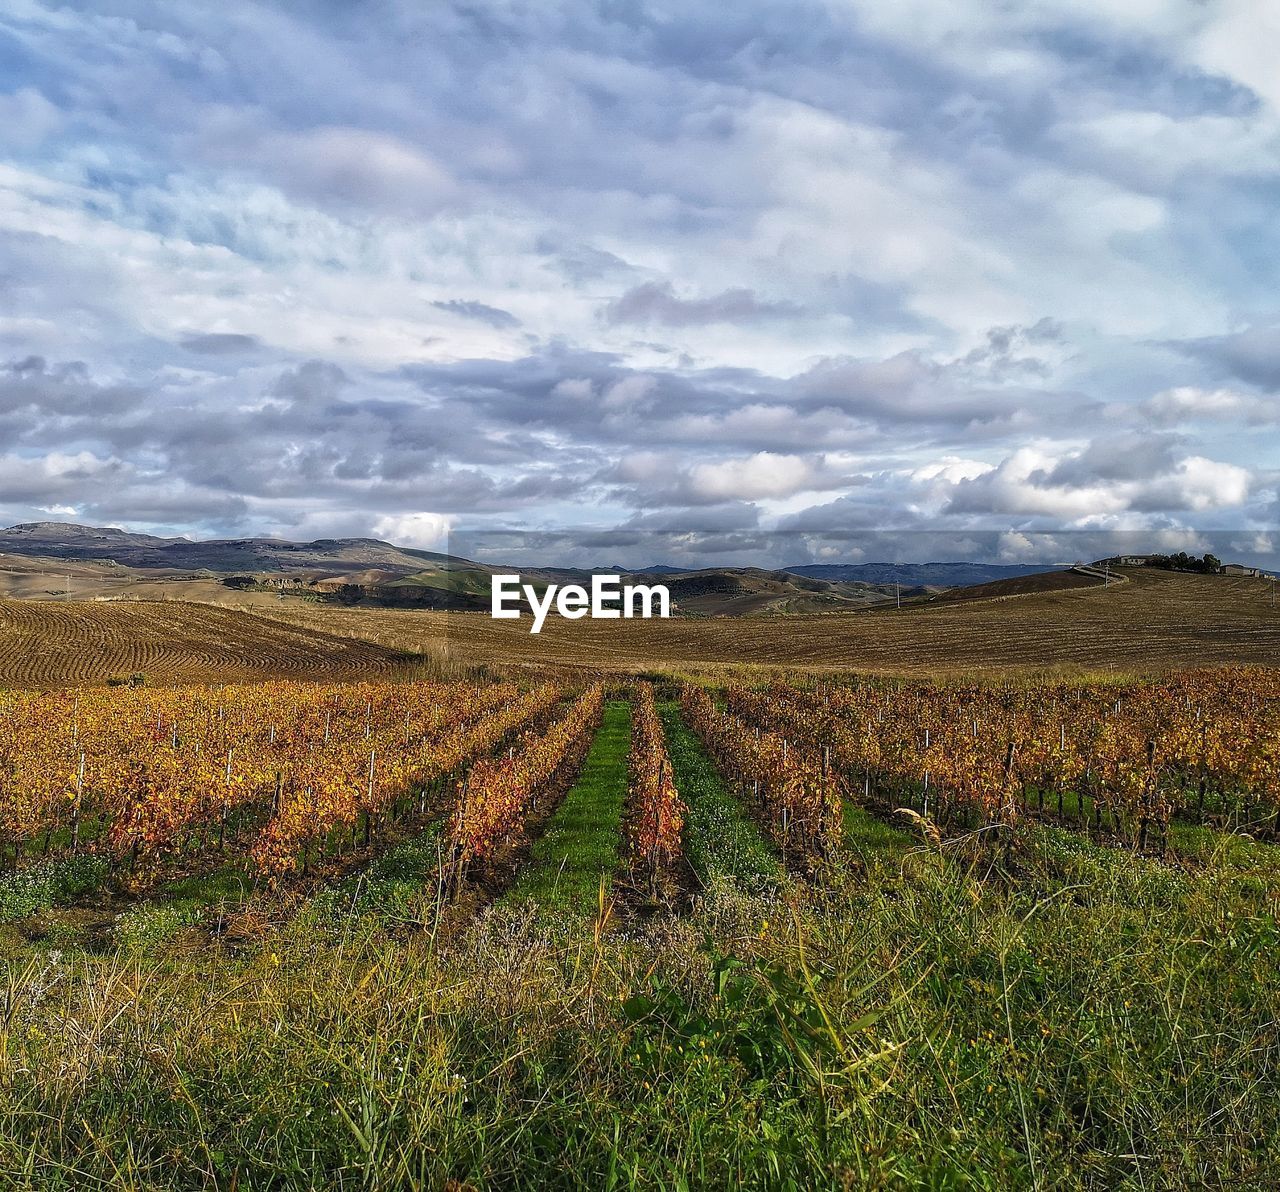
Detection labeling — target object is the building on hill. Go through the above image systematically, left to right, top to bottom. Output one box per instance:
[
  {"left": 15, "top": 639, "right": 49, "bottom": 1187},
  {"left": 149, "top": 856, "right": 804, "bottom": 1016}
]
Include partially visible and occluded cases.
[
  {"left": 1113, "top": 555, "right": 1151, "bottom": 566},
  {"left": 1221, "top": 563, "right": 1261, "bottom": 577}
]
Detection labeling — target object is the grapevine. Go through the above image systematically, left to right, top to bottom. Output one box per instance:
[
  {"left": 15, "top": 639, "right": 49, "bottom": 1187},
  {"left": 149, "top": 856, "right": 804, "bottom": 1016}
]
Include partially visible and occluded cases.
[
  {"left": 628, "top": 682, "right": 685, "bottom": 872},
  {"left": 448, "top": 685, "right": 605, "bottom": 873}
]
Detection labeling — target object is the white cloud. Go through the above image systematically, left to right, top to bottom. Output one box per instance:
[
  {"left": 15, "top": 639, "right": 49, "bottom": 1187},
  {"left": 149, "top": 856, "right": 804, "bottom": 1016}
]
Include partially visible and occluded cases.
[
  {"left": 0, "top": 0, "right": 1276, "bottom": 562},
  {"left": 1194, "top": 0, "right": 1280, "bottom": 113},
  {"left": 0, "top": 87, "right": 61, "bottom": 149},
  {"left": 1051, "top": 111, "right": 1280, "bottom": 190},
  {"left": 246, "top": 126, "right": 458, "bottom": 220},
  {"left": 601, "top": 375, "right": 655, "bottom": 409},
  {"left": 553, "top": 378, "right": 594, "bottom": 400},
  {"left": 1142, "top": 387, "right": 1280, "bottom": 425},
  {"left": 941, "top": 445, "right": 1253, "bottom": 520},
  {"left": 688, "top": 452, "right": 816, "bottom": 501},
  {"left": 911, "top": 456, "right": 995, "bottom": 485},
  {"left": 1141, "top": 456, "right": 1251, "bottom": 511},
  {"left": 370, "top": 512, "right": 452, "bottom": 549}
]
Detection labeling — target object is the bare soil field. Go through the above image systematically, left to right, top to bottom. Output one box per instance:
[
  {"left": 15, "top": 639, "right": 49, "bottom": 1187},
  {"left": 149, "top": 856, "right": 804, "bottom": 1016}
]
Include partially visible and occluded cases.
[
  {"left": 1, "top": 567, "right": 1274, "bottom": 687},
  {"left": 269, "top": 567, "right": 1280, "bottom": 677},
  {"left": 0, "top": 598, "right": 402, "bottom": 687}
]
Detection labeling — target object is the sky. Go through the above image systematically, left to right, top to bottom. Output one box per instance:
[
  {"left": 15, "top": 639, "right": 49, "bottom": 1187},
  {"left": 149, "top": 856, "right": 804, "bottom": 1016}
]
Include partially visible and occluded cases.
[{"left": 0, "top": 0, "right": 1277, "bottom": 568}]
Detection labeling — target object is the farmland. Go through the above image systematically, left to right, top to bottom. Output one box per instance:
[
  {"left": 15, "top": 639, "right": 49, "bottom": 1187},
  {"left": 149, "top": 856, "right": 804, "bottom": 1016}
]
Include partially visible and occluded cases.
[
  {"left": 270, "top": 565, "right": 1280, "bottom": 677},
  {"left": 0, "top": 566, "right": 1275, "bottom": 690},
  {"left": 0, "top": 598, "right": 403, "bottom": 687},
  {"left": 0, "top": 655, "right": 1278, "bottom": 1188}
]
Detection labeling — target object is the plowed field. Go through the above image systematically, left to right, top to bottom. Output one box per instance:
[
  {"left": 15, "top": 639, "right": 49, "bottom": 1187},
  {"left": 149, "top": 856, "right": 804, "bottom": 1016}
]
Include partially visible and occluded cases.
[
  {"left": 268, "top": 567, "right": 1280, "bottom": 677},
  {"left": 0, "top": 598, "right": 403, "bottom": 687}
]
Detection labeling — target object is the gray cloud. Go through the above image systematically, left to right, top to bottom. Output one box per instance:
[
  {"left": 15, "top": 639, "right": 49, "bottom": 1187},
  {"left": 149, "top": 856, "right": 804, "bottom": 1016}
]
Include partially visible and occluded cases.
[
  {"left": 0, "top": 2, "right": 1277, "bottom": 565},
  {"left": 0, "top": 88, "right": 62, "bottom": 150},
  {"left": 200, "top": 120, "right": 460, "bottom": 220},
  {"left": 603, "top": 282, "right": 801, "bottom": 327},
  {"left": 430, "top": 299, "right": 521, "bottom": 329},
  {"left": 959, "top": 318, "right": 1066, "bottom": 379},
  {"left": 1173, "top": 324, "right": 1280, "bottom": 391},
  {"left": 179, "top": 333, "right": 262, "bottom": 355},
  {"left": 0, "top": 339, "right": 1266, "bottom": 565},
  {"left": 270, "top": 360, "right": 350, "bottom": 402},
  {"left": 1042, "top": 433, "right": 1185, "bottom": 486}
]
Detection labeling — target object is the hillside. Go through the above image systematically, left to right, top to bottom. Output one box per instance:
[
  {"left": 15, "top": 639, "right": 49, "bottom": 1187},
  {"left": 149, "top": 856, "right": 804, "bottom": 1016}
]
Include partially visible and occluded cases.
[
  {"left": 0, "top": 523, "right": 921, "bottom": 617},
  {"left": 5, "top": 523, "right": 1265, "bottom": 631},
  {"left": 784, "top": 561, "right": 1055, "bottom": 586},
  {"left": 268, "top": 566, "right": 1280, "bottom": 677},
  {"left": 656, "top": 567, "right": 921, "bottom": 615},
  {"left": 929, "top": 567, "right": 1106, "bottom": 603}
]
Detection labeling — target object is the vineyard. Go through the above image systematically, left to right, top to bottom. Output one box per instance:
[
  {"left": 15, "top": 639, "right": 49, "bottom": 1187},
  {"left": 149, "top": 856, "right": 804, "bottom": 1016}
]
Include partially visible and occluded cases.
[
  {"left": 2, "top": 665, "right": 1279, "bottom": 1188},
  {"left": 2, "top": 666, "right": 1277, "bottom": 896},
  {"left": 717, "top": 667, "right": 1280, "bottom": 850},
  {"left": 0, "top": 679, "right": 564, "bottom": 882}
]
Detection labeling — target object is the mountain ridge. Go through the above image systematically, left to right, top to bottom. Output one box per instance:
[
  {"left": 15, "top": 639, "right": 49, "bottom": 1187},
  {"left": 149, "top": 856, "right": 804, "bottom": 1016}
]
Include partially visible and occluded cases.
[
  {"left": 0, "top": 522, "right": 1065, "bottom": 588},
  {"left": 0, "top": 522, "right": 455, "bottom": 574}
]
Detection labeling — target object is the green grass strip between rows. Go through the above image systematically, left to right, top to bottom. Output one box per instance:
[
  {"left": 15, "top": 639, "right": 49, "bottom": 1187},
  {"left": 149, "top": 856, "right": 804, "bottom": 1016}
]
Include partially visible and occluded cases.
[
  {"left": 503, "top": 699, "right": 633, "bottom": 917},
  {"left": 657, "top": 700, "right": 780, "bottom": 891}
]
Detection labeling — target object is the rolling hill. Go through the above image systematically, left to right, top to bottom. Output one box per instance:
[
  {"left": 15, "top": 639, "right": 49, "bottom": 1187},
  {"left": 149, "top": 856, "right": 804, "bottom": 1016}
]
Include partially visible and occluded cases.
[
  {"left": 0, "top": 522, "right": 927, "bottom": 617},
  {"left": 6, "top": 522, "right": 1244, "bottom": 627},
  {"left": 784, "top": 561, "right": 1060, "bottom": 586},
  {"left": 266, "top": 566, "right": 1280, "bottom": 678}
]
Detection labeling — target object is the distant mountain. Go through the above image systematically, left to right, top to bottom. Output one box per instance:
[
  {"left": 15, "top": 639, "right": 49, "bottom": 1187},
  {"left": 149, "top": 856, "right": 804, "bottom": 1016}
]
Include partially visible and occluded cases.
[
  {"left": 0, "top": 522, "right": 455, "bottom": 575},
  {"left": 0, "top": 522, "right": 1079, "bottom": 616},
  {"left": 783, "top": 562, "right": 1055, "bottom": 587}
]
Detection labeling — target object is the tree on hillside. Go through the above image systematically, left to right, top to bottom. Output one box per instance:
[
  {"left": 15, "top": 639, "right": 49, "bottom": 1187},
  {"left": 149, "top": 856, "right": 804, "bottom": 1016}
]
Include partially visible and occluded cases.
[{"left": 1145, "top": 552, "right": 1221, "bottom": 574}]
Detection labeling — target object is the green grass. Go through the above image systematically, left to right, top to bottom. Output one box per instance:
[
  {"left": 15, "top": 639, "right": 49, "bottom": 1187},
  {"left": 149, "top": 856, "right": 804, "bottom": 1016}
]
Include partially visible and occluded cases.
[
  {"left": 393, "top": 567, "right": 494, "bottom": 596},
  {"left": 503, "top": 700, "right": 632, "bottom": 916},
  {"left": 659, "top": 701, "right": 781, "bottom": 891},
  {"left": 6, "top": 708, "right": 1280, "bottom": 1186},
  {"left": 1025, "top": 786, "right": 1122, "bottom": 833},
  {"left": 1030, "top": 788, "right": 1280, "bottom": 865},
  {"left": 840, "top": 802, "right": 914, "bottom": 858},
  {"left": 1168, "top": 820, "right": 1280, "bottom": 877},
  {"left": 4, "top": 822, "right": 1280, "bottom": 1188},
  {"left": 306, "top": 823, "right": 447, "bottom": 927},
  {"left": 1019, "top": 824, "right": 1189, "bottom": 907},
  {"left": 0, "top": 854, "right": 110, "bottom": 924},
  {"left": 113, "top": 866, "right": 255, "bottom": 954},
  {"left": 154, "top": 866, "right": 254, "bottom": 906}
]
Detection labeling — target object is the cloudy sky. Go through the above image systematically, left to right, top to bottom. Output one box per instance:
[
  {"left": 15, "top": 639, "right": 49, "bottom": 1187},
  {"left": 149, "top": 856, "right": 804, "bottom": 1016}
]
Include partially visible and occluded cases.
[{"left": 1, "top": 0, "right": 1277, "bottom": 567}]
